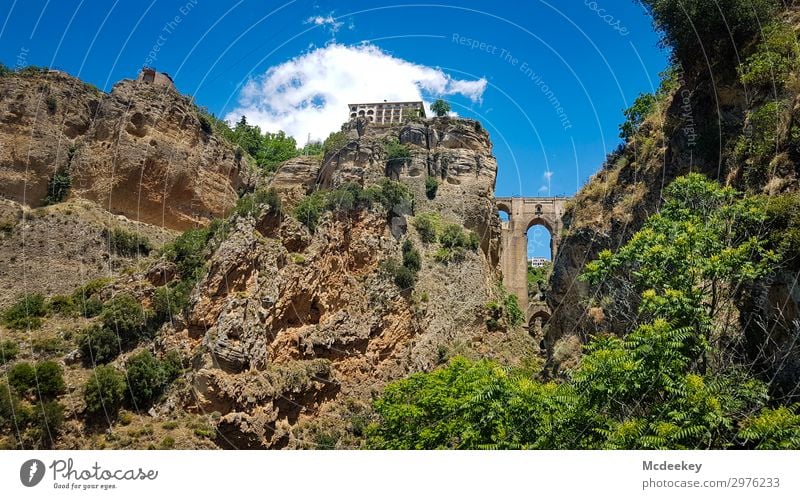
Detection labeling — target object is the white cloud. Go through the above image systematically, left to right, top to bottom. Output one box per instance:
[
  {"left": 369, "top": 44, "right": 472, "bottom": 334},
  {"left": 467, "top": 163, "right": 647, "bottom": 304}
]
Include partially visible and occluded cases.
[
  {"left": 305, "top": 14, "right": 343, "bottom": 34},
  {"left": 224, "top": 43, "right": 488, "bottom": 143},
  {"left": 543, "top": 171, "right": 554, "bottom": 181}
]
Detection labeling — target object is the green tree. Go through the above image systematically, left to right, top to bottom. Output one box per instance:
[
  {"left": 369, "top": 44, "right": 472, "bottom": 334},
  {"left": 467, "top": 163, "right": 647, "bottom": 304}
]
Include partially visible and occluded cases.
[
  {"left": 640, "top": 0, "right": 777, "bottom": 71},
  {"left": 620, "top": 93, "right": 657, "bottom": 140},
  {"left": 431, "top": 99, "right": 451, "bottom": 117},
  {"left": 100, "top": 294, "right": 152, "bottom": 344},
  {"left": 78, "top": 325, "right": 122, "bottom": 366},
  {"left": 125, "top": 351, "right": 174, "bottom": 409},
  {"left": 83, "top": 365, "right": 126, "bottom": 420}
]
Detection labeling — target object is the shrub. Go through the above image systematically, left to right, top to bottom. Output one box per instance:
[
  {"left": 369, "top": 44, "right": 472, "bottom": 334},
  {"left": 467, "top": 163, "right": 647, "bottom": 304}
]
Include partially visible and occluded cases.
[
  {"left": 739, "top": 22, "right": 799, "bottom": 87},
  {"left": 620, "top": 93, "right": 657, "bottom": 140},
  {"left": 45, "top": 95, "right": 57, "bottom": 113},
  {"left": 323, "top": 131, "right": 348, "bottom": 154},
  {"left": 385, "top": 139, "right": 410, "bottom": 163},
  {"left": 44, "top": 168, "right": 71, "bottom": 205},
  {"left": 425, "top": 176, "right": 439, "bottom": 199},
  {"left": 376, "top": 179, "right": 413, "bottom": 214},
  {"left": 234, "top": 188, "right": 282, "bottom": 218},
  {"left": 293, "top": 191, "right": 327, "bottom": 232},
  {"left": 413, "top": 213, "right": 440, "bottom": 243},
  {"left": 440, "top": 224, "right": 468, "bottom": 249},
  {"left": 161, "top": 227, "right": 215, "bottom": 279},
  {"left": 104, "top": 228, "right": 152, "bottom": 257},
  {"left": 402, "top": 240, "right": 421, "bottom": 272},
  {"left": 392, "top": 265, "right": 417, "bottom": 290},
  {"left": 152, "top": 282, "right": 191, "bottom": 325},
  {"left": 2, "top": 293, "right": 47, "bottom": 329},
  {"left": 503, "top": 293, "right": 524, "bottom": 327},
  {"left": 48, "top": 294, "right": 76, "bottom": 316},
  {"left": 100, "top": 294, "right": 151, "bottom": 343},
  {"left": 78, "top": 325, "right": 122, "bottom": 365},
  {"left": 32, "top": 336, "right": 65, "bottom": 355},
  {"left": 0, "top": 340, "right": 18, "bottom": 365},
  {"left": 125, "top": 350, "right": 182, "bottom": 409},
  {"left": 32, "top": 361, "right": 65, "bottom": 399},
  {"left": 8, "top": 363, "right": 36, "bottom": 395},
  {"left": 83, "top": 365, "right": 126, "bottom": 420},
  {"left": 33, "top": 400, "right": 64, "bottom": 448}
]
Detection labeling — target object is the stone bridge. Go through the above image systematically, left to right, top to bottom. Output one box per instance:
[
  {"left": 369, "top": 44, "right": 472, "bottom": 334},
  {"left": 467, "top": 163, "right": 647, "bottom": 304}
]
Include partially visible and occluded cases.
[{"left": 495, "top": 196, "right": 569, "bottom": 329}]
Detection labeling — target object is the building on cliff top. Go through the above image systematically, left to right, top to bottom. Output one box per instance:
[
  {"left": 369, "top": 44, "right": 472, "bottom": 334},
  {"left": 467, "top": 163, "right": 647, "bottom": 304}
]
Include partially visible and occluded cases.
[
  {"left": 137, "top": 67, "right": 175, "bottom": 89},
  {"left": 348, "top": 101, "right": 425, "bottom": 124}
]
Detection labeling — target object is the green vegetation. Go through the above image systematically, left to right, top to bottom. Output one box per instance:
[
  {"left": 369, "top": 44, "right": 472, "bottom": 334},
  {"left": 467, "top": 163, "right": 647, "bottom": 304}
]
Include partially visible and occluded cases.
[
  {"left": 640, "top": 0, "right": 777, "bottom": 71},
  {"left": 739, "top": 22, "right": 799, "bottom": 87},
  {"left": 619, "top": 93, "right": 657, "bottom": 140},
  {"left": 45, "top": 95, "right": 57, "bottom": 113},
  {"left": 431, "top": 99, "right": 451, "bottom": 117},
  {"left": 220, "top": 116, "right": 299, "bottom": 172},
  {"left": 322, "top": 131, "right": 348, "bottom": 155},
  {"left": 384, "top": 139, "right": 410, "bottom": 163},
  {"left": 44, "top": 167, "right": 71, "bottom": 205},
  {"left": 368, "top": 174, "right": 800, "bottom": 449},
  {"left": 425, "top": 176, "right": 439, "bottom": 200},
  {"left": 293, "top": 180, "right": 413, "bottom": 232},
  {"left": 233, "top": 188, "right": 282, "bottom": 218},
  {"left": 413, "top": 212, "right": 440, "bottom": 243},
  {"left": 434, "top": 223, "right": 480, "bottom": 263},
  {"left": 161, "top": 226, "right": 218, "bottom": 280},
  {"left": 104, "top": 227, "right": 153, "bottom": 257},
  {"left": 383, "top": 239, "right": 421, "bottom": 290},
  {"left": 527, "top": 262, "right": 551, "bottom": 298},
  {"left": 152, "top": 282, "right": 192, "bottom": 325},
  {"left": 485, "top": 286, "right": 525, "bottom": 331},
  {"left": 2, "top": 293, "right": 47, "bottom": 329},
  {"left": 99, "top": 294, "right": 153, "bottom": 343},
  {"left": 78, "top": 325, "right": 121, "bottom": 365},
  {"left": 0, "top": 340, "right": 18, "bottom": 365},
  {"left": 124, "top": 350, "right": 182, "bottom": 409},
  {"left": 7, "top": 359, "right": 62, "bottom": 398},
  {"left": 83, "top": 365, "right": 126, "bottom": 420},
  {"left": 0, "top": 380, "right": 64, "bottom": 449}
]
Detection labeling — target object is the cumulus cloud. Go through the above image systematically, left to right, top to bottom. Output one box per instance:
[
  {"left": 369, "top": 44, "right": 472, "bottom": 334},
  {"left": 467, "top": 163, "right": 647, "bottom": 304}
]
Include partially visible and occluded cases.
[{"left": 225, "top": 43, "right": 488, "bottom": 143}]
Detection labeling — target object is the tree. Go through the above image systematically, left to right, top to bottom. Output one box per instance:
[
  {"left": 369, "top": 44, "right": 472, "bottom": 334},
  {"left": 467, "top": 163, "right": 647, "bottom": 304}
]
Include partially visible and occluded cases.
[
  {"left": 639, "top": 0, "right": 777, "bottom": 72},
  {"left": 619, "top": 93, "right": 657, "bottom": 140},
  {"left": 431, "top": 99, "right": 451, "bottom": 117},
  {"left": 125, "top": 351, "right": 181, "bottom": 409},
  {"left": 83, "top": 366, "right": 126, "bottom": 420}
]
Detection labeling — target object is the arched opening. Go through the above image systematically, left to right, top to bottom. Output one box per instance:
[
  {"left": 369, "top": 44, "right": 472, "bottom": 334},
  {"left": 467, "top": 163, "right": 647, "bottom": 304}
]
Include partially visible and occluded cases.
[
  {"left": 497, "top": 202, "right": 511, "bottom": 223},
  {"left": 526, "top": 218, "right": 553, "bottom": 303}
]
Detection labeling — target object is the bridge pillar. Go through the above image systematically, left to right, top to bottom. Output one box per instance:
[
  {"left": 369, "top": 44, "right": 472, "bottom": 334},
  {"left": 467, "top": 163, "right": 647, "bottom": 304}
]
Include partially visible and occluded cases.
[{"left": 495, "top": 197, "right": 567, "bottom": 314}]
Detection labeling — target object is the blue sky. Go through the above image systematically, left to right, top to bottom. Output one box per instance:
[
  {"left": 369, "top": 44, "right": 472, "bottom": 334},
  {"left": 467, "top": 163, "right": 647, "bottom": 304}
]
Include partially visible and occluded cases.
[{"left": 0, "top": 0, "right": 669, "bottom": 257}]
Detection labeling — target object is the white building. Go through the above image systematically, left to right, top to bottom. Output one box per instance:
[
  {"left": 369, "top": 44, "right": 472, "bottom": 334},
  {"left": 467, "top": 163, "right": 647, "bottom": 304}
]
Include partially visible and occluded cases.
[
  {"left": 347, "top": 101, "right": 426, "bottom": 124},
  {"left": 529, "top": 257, "right": 550, "bottom": 268}
]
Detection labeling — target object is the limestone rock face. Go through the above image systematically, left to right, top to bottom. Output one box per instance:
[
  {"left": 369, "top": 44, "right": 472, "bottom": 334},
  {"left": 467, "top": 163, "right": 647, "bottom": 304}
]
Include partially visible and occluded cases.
[
  {"left": 0, "top": 71, "right": 252, "bottom": 230},
  {"left": 157, "top": 117, "right": 533, "bottom": 448}
]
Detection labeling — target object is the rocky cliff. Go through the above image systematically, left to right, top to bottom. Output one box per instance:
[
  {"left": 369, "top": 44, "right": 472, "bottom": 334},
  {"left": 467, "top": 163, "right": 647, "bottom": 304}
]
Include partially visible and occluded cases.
[
  {"left": 548, "top": 7, "right": 800, "bottom": 395},
  {"left": 0, "top": 70, "right": 252, "bottom": 231},
  {"left": 154, "top": 117, "right": 533, "bottom": 448}
]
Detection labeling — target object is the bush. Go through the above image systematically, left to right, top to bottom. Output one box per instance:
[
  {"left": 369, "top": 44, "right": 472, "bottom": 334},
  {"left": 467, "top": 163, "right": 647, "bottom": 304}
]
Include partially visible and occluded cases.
[
  {"left": 640, "top": 0, "right": 777, "bottom": 72},
  {"left": 739, "top": 22, "right": 799, "bottom": 87},
  {"left": 620, "top": 93, "right": 657, "bottom": 140},
  {"left": 45, "top": 95, "right": 57, "bottom": 113},
  {"left": 431, "top": 99, "right": 451, "bottom": 117},
  {"left": 323, "top": 131, "right": 348, "bottom": 154},
  {"left": 385, "top": 139, "right": 410, "bottom": 163},
  {"left": 44, "top": 168, "right": 70, "bottom": 205},
  {"left": 425, "top": 176, "right": 439, "bottom": 199},
  {"left": 376, "top": 179, "right": 413, "bottom": 214},
  {"left": 234, "top": 188, "right": 282, "bottom": 218},
  {"left": 293, "top": 191, "right": 327, "bottom": 232},
  {"left": 413, "top": 213, "right": 440, "bottom": 243},
  {"left": 161, "top": 226, "right": 215, "bottom": 279},
  {"left": 104, "top": 228, "right": 153, "bottom": 257},
  {"left": 402, "top": 240, "right": 421, "bottom": 272},
  {"left": 392, "top": 265, "right": 417, "bottom": 290},
  {"left": 152, "top": 282, "right": 191, "bottom": 325},
  {"left": 2, "top": 293, "right": 47, "bottom": 329},
  {"left": 48, "top": 294, "right": 76, "bottom": 316},
  {"left": 100, "top": 294, "right": 152, "bottom": 343},
  {"left": 78, "top": 325, "right": 122, "bottom": 365},
  {"left": 0, "top": 340, "right": 18, "bottom": 365},
  {"left": 125, "top": 350, "right": 182, "bottom": 409},
  {"left": 32, "top": 361, "right": 65, "bottom": 399},
  {"left": 8, "top": 363, "right": 36, "bottom": 395},
  {"left": 83, "top": 365, "right": 126, "bottom": 420},
  {"left": 33, "top": 400, "right": 64, "bottom": 448}
]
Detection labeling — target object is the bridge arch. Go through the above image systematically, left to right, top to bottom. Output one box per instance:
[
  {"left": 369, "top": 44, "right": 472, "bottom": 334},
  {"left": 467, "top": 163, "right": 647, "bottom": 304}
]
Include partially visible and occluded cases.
[{"left": 495, "top": 196, "right": 569, "bottom": 317}]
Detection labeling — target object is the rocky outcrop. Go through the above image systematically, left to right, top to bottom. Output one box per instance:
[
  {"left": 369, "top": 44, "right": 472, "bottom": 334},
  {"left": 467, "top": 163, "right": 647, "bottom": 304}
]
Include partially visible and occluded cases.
[
  {"left": 0, "top": 70, "right": 253, "bottom": 230},
  {"left": 155, "top": 117, "right": 534, "bottom": 448}
]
